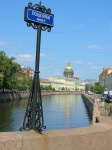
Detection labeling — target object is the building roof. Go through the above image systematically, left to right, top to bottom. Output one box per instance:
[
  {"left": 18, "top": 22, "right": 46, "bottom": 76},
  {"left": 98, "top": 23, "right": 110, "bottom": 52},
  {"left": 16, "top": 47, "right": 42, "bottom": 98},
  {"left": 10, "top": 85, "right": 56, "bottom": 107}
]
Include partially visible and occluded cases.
[
  {"left": 64, "top": 62, "right": 74, "bottom": 74},
  {"left": 99, "top": 67, "right": 112, "bottom": 78}
]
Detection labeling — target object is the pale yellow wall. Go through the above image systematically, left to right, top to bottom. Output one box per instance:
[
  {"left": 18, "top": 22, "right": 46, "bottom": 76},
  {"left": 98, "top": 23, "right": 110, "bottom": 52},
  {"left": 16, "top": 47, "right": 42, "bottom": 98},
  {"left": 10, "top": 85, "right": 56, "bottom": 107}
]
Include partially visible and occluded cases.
[
  {"left": 99, "top": 68, "right": 112, "bottom": 88},
  {"left": 40, "top": 77, "right": 85, "bottom": 91}
]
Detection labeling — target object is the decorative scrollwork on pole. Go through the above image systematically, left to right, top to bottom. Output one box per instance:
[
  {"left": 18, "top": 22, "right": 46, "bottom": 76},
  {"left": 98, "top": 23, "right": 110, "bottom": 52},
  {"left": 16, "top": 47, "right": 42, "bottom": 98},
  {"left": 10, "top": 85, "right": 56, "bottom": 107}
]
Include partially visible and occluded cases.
[
  {"left": 25, "top": 1, "right": 54, "bottom": 31},
  {"left": 27, "top": 22, "right": 38, "bottom": 29}
]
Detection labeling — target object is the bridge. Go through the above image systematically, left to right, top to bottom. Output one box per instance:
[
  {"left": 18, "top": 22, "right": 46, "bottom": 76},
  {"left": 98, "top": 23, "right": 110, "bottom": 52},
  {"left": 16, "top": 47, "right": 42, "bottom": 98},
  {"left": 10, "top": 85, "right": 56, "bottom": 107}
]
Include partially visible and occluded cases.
[{"left": 0, "top": 92, "right": 112, "bottom": 150}]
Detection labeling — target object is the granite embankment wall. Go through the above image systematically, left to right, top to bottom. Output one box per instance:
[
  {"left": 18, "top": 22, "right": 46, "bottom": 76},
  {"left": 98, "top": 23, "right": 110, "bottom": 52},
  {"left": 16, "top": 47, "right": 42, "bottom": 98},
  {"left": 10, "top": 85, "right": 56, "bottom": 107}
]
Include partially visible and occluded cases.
[
  {"left": 0, "top": 91, "right": 81, "bottom": 101},
  {"left": 81, "top": 93, "right": 94, "bottom": 117},
  {"left": 81, "top": 93, "right": 101, "bottom": 124}
]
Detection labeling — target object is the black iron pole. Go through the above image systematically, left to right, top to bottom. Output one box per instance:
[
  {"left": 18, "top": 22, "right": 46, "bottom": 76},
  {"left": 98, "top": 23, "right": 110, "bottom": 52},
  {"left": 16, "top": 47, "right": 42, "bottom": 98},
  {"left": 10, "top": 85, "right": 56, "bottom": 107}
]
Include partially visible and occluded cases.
[
  {"left": 20, "top": 24, "right": 45, "bottom": 133},
  {"left": 32, "top": 24, "right": 41, "bottom": 129}
]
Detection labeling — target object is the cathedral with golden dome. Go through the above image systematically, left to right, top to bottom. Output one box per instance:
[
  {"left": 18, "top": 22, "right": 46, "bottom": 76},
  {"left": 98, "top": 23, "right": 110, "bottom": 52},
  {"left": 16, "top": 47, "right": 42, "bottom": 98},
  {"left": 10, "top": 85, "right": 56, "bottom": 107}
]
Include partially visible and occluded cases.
[
  {"left": 40, "top": 62, "right": 85, "bottom": 91},
  {"left": 63, "top": 62, "right": 74, "bottom": 78},
  {"left": 63, "top": 62, "right": 79, "bottom": 80}
]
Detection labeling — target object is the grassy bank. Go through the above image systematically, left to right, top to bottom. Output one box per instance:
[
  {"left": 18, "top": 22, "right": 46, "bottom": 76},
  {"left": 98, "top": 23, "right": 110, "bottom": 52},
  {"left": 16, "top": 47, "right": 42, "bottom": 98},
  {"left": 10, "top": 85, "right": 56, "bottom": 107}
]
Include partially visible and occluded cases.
[{"left": 100, "top": 101, "right": 110, "bottom": 110}]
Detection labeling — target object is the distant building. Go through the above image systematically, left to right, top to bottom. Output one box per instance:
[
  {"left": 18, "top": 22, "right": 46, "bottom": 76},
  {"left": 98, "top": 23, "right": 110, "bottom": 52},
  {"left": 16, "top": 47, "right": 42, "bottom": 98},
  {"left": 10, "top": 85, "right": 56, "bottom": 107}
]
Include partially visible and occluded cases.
[
  {"left": 40, "top": 62, "right": 85, "bottom": 91},
  {"left": 18, "top": 66, "right": 34, "bottom": 79},
  {"left": 99, "top": 67, "right": 112, "bottom": 90},
  {"left": 84, "top": 79, "right": 97, "bottom": 83}
]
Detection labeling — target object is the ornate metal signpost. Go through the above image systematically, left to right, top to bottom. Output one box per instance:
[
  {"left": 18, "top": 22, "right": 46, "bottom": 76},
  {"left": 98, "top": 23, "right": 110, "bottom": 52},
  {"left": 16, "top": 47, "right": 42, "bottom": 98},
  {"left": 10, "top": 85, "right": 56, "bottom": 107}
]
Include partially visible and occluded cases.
[{"left": 20, "top": 1, "right": 54, "bottom": 133}]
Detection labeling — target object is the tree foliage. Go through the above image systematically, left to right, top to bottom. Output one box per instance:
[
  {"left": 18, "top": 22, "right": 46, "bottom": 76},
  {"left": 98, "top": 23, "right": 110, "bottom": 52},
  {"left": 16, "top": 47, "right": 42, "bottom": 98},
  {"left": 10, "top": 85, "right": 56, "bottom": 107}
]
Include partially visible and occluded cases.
[
  {"left": 0, "top": 51, "right": 21, "bottom": 92},
  {"left": 0, "top": 51, "right": 34, "bottom": 92},
  {"left": 17, "top": 76, "right": 32, "bottom": 90},
  {"left": 89, "top": 82, "right": 104, "bottom": 94},
  {"left": 40, "top": 84, "right": 55, "bottom": 91},
  {"left": 85, "top": 84, "right": 91, "bottom": 91}
]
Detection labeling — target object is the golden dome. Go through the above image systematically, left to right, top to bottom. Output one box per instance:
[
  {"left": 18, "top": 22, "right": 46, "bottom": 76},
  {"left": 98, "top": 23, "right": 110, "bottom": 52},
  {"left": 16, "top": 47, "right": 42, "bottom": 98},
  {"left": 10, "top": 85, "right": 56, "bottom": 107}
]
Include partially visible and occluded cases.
[
  {"left": 65, "top": 62, "right": 73, "bottom": 70},
  {"left": 65, "top": 66, "right": 72, "bottom": 70}
]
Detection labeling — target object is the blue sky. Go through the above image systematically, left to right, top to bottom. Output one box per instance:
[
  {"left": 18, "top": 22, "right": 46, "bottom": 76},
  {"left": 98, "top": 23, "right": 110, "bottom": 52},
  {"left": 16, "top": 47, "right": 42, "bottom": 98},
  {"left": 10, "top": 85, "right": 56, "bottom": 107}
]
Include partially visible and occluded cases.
[{"left": 0, "top": 0, "right": 112, "bottom": 81}]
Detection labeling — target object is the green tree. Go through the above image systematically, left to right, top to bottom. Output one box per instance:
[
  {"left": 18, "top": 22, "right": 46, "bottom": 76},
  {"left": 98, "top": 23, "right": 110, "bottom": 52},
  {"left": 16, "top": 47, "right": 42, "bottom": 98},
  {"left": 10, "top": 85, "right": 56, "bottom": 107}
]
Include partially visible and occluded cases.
[
  {"left": 0, "top": 51, "right": 20, "bottom": 92},
  {"left": 17, "top": 76, "right": 32, "bottom": 91},
  {"left": 91, "top": 82, "right": 104, "bottom": 94},
  {"left": 40, "top": 84, "right": 54, "bottom": 91},
  {"left": 48, "top": 84, "right": 52, "bottom": 90},
  {"left": 85, "top": 84, "right": 90, "bottom": 91},
  {"left": 90, "top": 85, "right": 93, "bottom": 92},
  {"left": 62, "top": 87, "right": 65, "bottom": 91}
]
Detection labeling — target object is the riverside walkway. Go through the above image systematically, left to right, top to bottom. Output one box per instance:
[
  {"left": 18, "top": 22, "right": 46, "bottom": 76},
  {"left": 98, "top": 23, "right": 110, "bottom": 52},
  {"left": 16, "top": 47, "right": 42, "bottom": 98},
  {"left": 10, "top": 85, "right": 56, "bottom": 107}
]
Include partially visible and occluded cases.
[
  {"left": 81, "top": 92, "right": 112, "bottom": 125},
  {"left": 87, "top": 93, "right": 112, "bottom": 126},
  {"left": 99, "top": 102, "right": 112, "bottom": 126},
  {"left": 101, "top": 115, "right": 112, "bottom": 125}
]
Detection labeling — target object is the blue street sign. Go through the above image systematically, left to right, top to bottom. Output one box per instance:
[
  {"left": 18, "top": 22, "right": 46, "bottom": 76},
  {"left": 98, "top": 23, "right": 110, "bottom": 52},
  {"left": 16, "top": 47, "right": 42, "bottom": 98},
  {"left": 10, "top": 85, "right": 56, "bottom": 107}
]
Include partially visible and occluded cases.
[{"left": 24, "top": 7, "right": 54, "bottom": 27}]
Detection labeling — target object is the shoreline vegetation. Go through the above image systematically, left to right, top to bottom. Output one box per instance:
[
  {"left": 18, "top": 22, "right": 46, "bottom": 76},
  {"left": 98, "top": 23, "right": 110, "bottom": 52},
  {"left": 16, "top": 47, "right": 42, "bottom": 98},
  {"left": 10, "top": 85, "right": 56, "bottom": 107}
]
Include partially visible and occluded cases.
[{"left": 0, "top": 91, "right": 82, "bottom": 102}]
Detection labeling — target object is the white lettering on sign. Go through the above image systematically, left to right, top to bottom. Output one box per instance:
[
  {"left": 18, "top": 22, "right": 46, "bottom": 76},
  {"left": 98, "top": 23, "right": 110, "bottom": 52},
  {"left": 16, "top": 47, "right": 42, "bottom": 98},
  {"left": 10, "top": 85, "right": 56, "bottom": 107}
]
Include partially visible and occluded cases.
[
  {"left": 32, "top": 10, "right": 50, "bottom": 20},
  {"left": 41, "top": 13, "right": 50, "bottom": 20},
  {"left": 37, "top": 18, "right": 45, "bottom": 23}
]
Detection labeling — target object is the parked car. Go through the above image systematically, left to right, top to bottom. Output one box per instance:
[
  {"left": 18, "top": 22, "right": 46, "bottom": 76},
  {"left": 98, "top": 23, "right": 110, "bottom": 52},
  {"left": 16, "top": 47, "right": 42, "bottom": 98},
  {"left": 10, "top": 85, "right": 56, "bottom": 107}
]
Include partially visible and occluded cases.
[
  {"left": 100, "top": 94, "right": 108, "bottom": 101},
  {"left": 107, "top": 95, "right": 112, "bottom": 103}
]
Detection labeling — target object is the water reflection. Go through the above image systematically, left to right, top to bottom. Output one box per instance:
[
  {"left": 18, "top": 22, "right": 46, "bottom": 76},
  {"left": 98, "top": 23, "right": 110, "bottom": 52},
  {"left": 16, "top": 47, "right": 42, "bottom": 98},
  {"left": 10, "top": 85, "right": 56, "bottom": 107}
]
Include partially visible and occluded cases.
[
  {"left": 0, "top": 94, "right": 91, "bottom": 132},
  {"left": 43, "top": 94, "right": 91, "bottom": 130},
  {"left": 0, "top": 101, "right": 26, "bottom": 131}
]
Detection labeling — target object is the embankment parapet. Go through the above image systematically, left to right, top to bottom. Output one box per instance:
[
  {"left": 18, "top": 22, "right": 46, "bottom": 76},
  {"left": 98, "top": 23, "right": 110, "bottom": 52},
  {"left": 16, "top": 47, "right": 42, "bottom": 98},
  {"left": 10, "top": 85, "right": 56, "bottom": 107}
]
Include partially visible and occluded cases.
[
  {"left": 81, "top": 93, "right": 101, "bottom": 124},
  {"left": 0, "top": 122, "right": 112, "bottom": 150}
]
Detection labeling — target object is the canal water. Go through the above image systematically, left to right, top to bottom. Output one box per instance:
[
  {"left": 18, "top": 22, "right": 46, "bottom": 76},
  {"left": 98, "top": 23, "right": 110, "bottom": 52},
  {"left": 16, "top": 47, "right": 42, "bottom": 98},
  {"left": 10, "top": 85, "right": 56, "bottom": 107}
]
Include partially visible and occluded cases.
[{"left": 0, "top": 94, "right": 91, "bottom": 132}]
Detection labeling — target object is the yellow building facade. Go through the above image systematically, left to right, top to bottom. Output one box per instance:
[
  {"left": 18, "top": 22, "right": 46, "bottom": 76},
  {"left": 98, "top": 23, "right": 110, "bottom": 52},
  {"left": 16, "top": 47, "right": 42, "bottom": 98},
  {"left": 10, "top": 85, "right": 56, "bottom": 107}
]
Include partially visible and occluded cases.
[{"left": 99, "top": 67, "right": 112, "bottom": 90}]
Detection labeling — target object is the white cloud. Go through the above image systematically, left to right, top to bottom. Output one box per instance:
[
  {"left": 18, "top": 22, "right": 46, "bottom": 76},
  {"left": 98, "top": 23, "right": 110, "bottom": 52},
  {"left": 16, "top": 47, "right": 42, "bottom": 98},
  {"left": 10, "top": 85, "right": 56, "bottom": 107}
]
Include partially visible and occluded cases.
[
  {"left": 0, "top": 41, "right": 9, "bottom": 46},
  {"left": 0, "top": 41, "right": 22, "bottom": 48},
  {"left": 88, "top": 44, "right": 101, "bottom": 50},
  {"left": 14, "top": 52, "right": 54, "bottom": 62},
  {"left": 40, "top": 53, "right": 54, "bottom": 59},
  {"left": 40, "top": 53, "right": 49, "bottom": 58},
  {"left": 15, "top": 54, "right": 35, "bottom": 61},
  {"left": 74, "top": 61, "right": 83, "bottom": 65},
  {"left": 86, "top": 62, "right": 94, "bottom": 66},
  {"left": 86, "top": 62, "right": 99, "bottom": 71},
  {"left": 90, "top": 66, "right": 99, "bottom": 70}
]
